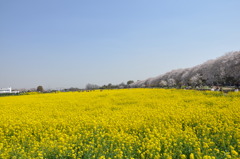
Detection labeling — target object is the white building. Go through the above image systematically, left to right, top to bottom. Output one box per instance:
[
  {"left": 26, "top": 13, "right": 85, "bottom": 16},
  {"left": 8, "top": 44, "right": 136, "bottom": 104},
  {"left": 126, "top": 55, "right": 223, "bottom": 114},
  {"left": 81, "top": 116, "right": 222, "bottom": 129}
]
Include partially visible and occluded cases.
[{"left": 0, "top": 87, "right": 19, "bottom": 94}]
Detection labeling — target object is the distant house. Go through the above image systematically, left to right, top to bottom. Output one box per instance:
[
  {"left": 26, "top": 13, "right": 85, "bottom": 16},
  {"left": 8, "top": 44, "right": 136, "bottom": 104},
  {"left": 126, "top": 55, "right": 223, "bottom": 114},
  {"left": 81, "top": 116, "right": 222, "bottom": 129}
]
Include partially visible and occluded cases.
[{"left": 0, "top": 87, "right": 19, "bottom": 94}]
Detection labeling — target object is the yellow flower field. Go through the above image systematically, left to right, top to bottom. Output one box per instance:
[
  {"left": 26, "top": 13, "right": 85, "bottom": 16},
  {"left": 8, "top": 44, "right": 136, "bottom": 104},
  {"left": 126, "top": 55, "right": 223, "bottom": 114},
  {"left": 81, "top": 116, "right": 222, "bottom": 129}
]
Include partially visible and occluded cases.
[{"left": 0, "top": 89, "right": 239, "bottom": 159}]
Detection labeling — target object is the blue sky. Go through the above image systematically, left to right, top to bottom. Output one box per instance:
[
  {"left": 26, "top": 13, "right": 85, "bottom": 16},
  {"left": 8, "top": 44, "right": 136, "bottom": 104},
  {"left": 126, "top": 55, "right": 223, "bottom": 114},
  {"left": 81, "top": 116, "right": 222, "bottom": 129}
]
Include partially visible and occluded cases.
[{"left": 1, "top": 0, "right": 240, "bottom": 89}]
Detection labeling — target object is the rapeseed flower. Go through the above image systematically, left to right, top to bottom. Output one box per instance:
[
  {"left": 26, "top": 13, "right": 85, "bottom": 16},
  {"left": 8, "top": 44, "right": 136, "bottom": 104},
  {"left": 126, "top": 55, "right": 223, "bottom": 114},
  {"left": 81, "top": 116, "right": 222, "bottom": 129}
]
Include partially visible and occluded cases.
[{"left": 0, "top": 89, "right": 239, "bottom": 158}]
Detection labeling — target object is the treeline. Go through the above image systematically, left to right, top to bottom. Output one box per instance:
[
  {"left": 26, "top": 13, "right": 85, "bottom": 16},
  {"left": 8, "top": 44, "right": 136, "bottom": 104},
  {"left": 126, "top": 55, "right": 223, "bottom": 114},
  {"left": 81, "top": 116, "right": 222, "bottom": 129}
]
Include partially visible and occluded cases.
[
  {"left": 130, "top": 51, "right": 240, "bottom": 88},
  {"left": 85, "top": 80, "right": 134, "bottom": 90},
  {"left": 14, "top": 81, "right": 135, "bottom": 94}
]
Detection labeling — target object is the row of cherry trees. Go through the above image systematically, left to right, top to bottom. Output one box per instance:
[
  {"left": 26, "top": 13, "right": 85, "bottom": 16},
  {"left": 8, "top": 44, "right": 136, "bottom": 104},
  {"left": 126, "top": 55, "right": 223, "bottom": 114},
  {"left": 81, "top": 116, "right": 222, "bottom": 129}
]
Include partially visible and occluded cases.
[{"left": 131, "top": 51, "right": 240, "bottom": 88}]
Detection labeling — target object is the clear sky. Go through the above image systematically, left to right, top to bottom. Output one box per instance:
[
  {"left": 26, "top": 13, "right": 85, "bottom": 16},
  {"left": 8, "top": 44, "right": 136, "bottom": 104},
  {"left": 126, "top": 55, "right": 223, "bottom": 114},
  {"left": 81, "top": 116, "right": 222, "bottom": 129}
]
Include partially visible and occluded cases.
[{"left": 1, "top": 0, "right": 240, "bottom": 89}]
